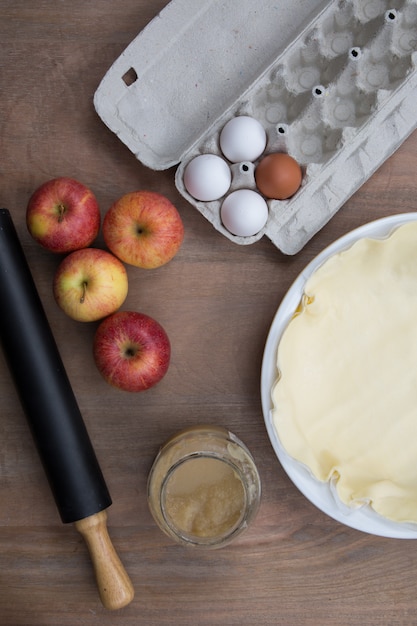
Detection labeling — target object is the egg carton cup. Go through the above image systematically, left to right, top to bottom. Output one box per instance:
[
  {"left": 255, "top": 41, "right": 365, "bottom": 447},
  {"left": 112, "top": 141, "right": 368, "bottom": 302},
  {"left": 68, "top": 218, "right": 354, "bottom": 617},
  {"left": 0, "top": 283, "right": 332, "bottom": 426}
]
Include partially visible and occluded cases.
[{"left": 94, "top": 0, "right": 417, "bottom": 255}]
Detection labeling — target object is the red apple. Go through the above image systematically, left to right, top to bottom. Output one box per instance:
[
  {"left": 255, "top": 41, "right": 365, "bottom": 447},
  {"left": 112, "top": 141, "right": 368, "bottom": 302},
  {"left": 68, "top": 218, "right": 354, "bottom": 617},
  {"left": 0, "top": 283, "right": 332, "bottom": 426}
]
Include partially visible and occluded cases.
[
  {"left": 26, "top": 177, "right": 101, "bottom": 253},
  {"left": 102, "top": 191, "right": 184, "bottom": 269},
  {"left": 53, "top": 248, "right": 128, "bottom": 322},
  {"left": 93, "top": 311, "right": 171, "bottom": 392}
]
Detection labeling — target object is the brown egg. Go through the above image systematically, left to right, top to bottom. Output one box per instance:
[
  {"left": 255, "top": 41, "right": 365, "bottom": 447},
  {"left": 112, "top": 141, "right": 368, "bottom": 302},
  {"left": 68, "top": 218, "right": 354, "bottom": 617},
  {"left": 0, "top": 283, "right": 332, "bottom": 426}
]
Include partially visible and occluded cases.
[{"left": 255, "top": 153, "right": 302, "bottom": 200}]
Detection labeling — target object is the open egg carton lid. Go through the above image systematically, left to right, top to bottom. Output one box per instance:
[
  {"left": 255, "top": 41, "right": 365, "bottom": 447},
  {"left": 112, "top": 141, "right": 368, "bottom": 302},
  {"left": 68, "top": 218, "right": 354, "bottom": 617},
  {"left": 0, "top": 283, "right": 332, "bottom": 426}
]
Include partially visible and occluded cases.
[{"left": 94, "top": 0, "right": 417, "bottom": 255}]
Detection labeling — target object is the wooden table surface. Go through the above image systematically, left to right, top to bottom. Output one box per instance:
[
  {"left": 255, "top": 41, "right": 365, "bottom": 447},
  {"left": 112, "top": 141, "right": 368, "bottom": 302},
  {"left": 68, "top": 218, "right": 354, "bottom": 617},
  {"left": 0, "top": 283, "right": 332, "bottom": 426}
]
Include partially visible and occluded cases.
[{"left": 2, "top": 2, "right": 417, "bottom": 624}]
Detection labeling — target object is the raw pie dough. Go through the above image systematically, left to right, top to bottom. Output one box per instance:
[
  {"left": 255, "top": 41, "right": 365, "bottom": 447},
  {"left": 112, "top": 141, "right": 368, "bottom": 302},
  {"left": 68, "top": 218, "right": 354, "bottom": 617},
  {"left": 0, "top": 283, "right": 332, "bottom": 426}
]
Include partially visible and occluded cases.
[{"left": 272, "top": 221, "right": 417, "bottom": 523}]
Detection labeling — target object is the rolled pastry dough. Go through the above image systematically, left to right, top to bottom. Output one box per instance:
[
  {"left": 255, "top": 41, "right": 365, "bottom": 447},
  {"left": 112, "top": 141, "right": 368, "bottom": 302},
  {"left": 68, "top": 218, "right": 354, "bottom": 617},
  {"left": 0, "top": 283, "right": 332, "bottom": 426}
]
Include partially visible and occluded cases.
[{"left": 272, "top": 221, "right": 417, "bottom": 523}]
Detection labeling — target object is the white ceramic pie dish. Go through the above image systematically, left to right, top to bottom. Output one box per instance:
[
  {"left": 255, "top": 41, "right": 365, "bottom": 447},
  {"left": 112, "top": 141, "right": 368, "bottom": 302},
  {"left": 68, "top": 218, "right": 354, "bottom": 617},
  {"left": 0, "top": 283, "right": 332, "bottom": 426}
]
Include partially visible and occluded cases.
[{"left": 261, "top": 212, "right": 417, "bottom": 538}]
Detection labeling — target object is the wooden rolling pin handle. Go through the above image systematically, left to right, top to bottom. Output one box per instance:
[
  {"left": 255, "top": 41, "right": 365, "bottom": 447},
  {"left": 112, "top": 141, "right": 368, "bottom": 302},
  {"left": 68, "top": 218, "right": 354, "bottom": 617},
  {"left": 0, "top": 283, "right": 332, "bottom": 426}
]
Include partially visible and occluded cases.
[{"left": 75, "top": 510, "right": 134, "bottom": 610}]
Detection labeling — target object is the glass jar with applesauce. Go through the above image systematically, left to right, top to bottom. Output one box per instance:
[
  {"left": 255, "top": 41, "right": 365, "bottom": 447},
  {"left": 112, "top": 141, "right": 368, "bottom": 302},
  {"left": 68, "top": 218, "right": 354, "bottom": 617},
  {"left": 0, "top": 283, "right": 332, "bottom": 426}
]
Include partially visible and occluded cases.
[{"left": 147, "top": 425, "right": 261, "bottom": 548}]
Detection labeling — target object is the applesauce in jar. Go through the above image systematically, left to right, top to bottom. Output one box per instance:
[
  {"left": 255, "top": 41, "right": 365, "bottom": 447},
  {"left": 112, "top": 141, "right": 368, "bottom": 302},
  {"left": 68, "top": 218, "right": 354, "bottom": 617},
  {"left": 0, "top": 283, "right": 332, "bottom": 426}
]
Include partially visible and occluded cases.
[{"left": 147, "top": 426, "right": 261, "bottom": 548}]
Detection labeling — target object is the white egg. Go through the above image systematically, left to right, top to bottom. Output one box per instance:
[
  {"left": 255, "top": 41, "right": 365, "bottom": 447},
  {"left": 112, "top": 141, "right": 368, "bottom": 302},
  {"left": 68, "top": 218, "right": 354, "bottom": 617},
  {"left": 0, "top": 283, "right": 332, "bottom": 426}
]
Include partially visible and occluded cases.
[
  {"left": 220, "top": 116, "right": 267, "bottom": 163},
  {"left": 183, "top": 154, "right": 231, "bottom": 201},
  {"left": 220, "top": 189, "right": 269, "bottom": 237}
]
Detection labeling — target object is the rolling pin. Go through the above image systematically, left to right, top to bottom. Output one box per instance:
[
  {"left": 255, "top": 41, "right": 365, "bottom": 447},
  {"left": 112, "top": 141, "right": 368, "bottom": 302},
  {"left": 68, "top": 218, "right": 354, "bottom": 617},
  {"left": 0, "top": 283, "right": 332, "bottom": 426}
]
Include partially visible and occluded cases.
[{"left": 0, "top": 208, "right": 134, "bottom": 610}]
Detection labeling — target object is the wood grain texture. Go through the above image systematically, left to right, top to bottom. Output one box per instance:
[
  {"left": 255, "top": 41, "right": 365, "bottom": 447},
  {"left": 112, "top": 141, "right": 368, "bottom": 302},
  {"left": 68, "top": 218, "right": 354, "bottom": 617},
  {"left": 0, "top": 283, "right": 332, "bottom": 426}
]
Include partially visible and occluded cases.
[{"left": 1, "top": 1, "right": 417, "bottom": 624}]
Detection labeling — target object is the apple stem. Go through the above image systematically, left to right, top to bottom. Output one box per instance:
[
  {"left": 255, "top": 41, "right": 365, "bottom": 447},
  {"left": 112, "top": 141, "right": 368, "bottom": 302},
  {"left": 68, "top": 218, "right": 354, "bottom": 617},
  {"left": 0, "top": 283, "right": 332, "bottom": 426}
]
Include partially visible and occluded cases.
[
  {"left": 57, "top": 203, "right": 66, "bottom": 222},
  {"left": 80, "top": 281, "right": 87, "bottom": 304}
]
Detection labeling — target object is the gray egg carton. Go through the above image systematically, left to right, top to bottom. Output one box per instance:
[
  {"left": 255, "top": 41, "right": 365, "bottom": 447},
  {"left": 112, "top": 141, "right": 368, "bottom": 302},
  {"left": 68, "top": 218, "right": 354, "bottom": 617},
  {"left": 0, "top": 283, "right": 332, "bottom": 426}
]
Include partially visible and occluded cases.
[{"left": 94, "top": 0, "right": 417, "bottom": 255}]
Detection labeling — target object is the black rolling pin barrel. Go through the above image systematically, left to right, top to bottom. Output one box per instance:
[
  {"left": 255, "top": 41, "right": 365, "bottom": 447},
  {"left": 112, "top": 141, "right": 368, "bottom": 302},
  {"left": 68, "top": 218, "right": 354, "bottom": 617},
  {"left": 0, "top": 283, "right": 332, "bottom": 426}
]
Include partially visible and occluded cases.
[{"left": 0, "top": 208, "right": 134, "bottom": 609}]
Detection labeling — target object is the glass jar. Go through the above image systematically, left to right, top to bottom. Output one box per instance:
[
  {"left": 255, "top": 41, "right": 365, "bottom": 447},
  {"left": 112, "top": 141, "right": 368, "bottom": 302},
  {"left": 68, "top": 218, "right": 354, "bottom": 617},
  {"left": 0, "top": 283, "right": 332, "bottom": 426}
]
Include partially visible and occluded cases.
[{"left": 147, "top": 425, "right": 261, "bottom": 549}]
